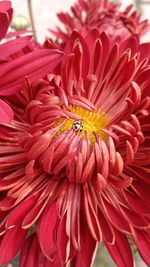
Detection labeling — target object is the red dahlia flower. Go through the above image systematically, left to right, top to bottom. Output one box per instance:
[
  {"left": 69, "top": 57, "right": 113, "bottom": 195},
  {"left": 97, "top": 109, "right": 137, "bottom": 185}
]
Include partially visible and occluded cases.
[
  {"left": 52, "top": 0, "right": 149, "bottom": 43},
  {"left": 0, "top": 29, "right": 150, "bottom": 267}
]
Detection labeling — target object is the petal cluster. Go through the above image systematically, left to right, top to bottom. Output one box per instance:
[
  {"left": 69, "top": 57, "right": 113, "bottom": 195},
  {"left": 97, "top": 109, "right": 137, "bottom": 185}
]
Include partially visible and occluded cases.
[
  {"left": 52, "top": 0, "right": 149, "bottom": 43},
  {"left": 0, "top": 1, "right": 64, "bottom": 124},
  {"left": 0, "top": 26, "right": 150, "bottom": 267}
]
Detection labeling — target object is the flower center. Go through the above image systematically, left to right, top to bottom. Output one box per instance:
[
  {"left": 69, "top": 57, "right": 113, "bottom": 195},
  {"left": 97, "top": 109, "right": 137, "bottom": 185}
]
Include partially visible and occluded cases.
[{"left": 55, "top": 105, "right": 109, "bottom": 144}]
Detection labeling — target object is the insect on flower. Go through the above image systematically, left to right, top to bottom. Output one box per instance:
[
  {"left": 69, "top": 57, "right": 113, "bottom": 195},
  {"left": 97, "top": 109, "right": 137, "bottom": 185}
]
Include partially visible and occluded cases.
[{"left": 72, "top": 120, "right": 83, "bottom": 132}]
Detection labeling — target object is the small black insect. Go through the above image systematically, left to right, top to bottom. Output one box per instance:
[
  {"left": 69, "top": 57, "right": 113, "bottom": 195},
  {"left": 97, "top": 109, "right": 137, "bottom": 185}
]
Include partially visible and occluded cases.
[{"left": 72, "top": 121, "right": 83, "bottom": 132}]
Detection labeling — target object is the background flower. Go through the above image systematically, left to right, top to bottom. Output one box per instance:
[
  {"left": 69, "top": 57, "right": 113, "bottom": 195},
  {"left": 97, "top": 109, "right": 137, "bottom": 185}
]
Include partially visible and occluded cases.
[{"left": 51, "top": 0, "right": 149, "bottom": 43}]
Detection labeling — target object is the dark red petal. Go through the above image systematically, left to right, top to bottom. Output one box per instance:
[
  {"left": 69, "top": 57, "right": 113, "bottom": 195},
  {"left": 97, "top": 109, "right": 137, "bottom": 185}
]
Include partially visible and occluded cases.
[
  {"left": 0, "top": 49, "right": 64, "bottom": 95},
  {"left": 0, "top": 99, "right": 14, "bottom": 123},
  {"left": 0, "top": 226, "right": 27, "bottom": 265},
  {"left": 105, "top": 229, "right": 134, "bottom": 267}
]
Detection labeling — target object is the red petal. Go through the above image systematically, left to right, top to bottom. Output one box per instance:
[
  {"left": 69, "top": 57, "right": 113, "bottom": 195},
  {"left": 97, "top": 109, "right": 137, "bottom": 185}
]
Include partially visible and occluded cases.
[
  {"left": 0, "top": 1, "right": 13, "bottom": 40},
  {"left": 0, "top": 12, "right": 10, "bottom": 40},
  {"left": 64, "top": 30, "right": 90, "bottom": 78},
  {"left": 120, "top": 35, "right": 138, "bottom": 57},
  {"left": 139, "top": 43, "right": 150, "bottom": 62},
  {"left": 0, "top": 49, "right": 64, "bottom": 95},
  {"left": 0, "top": 99, "right": 14, "bottom": 123},
  {"left": 84, "top": 184, "right": 102, "bottom": 241},
  {"left": 6, "top": 191, "right": 41, "bottom": 228},
  {"left": 124, "top": 191, "right": 150, "bottom": 214},
  {"left": 22, "top": 199, "right": 48, "bottom": 229},
  {"left": 102, "top": 199, "right": 131, "bottom": 233},
  {"left": 38, "top": 202, "right": 58, "bottom": 260},
  {"left": 123, "top": 208, "right": 149, "bottom": 229},
  {"left": 98, "top": 209, "right": 115, "bottom": 244},
  {"left": 57, "top": 213, "right": 71, "bottom": 263},
  {"left": 71, "top": 219, "right": 97, "bottom": 267},
  {"left": 0, "top": 226, "right": 27, "bottom": 265},
  {"left": 105, "top": 229, "right": 134, "bottom": 267},
  {"left": 133, "top": 229, "right": 150, "bottom": 266},
  {"left": 20, "top": 234, "right": 44, "bottom": 267},
  {"left": 49, "top": 254, "right": 65, "bottom": 267}
]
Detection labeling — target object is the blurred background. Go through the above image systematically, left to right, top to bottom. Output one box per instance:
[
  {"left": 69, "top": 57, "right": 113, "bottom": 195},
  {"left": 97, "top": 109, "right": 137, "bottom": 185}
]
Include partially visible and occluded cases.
[
  {"left": 2, "top": 0, "right": 150, "bottom": 266},
  {"left": 11, "top": 0, "right": 150, "bottom": 43}
]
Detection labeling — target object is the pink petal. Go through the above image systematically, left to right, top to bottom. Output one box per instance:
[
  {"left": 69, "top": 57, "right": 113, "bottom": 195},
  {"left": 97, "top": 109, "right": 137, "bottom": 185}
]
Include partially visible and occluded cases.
[
  {"left": 0, "top": 1, "right": 12, "bottom": 11},
  {"left": 5, "top": 30, "right": 32, "bottom": 38},
  {"left": 0, "top": 36, "right": 32, "bottom": 59},
  {"left": 0, "top": 49, "right": 64, "bottom": 95},
  {"left": 0, "top": 99, "right": 14, "bottom": 123}
]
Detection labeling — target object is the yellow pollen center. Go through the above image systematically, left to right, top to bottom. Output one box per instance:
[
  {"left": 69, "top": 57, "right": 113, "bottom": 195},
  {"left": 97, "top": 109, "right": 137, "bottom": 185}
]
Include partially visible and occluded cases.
[{"left": 55, "top": 106, "right": 109, "bottom": 144}]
